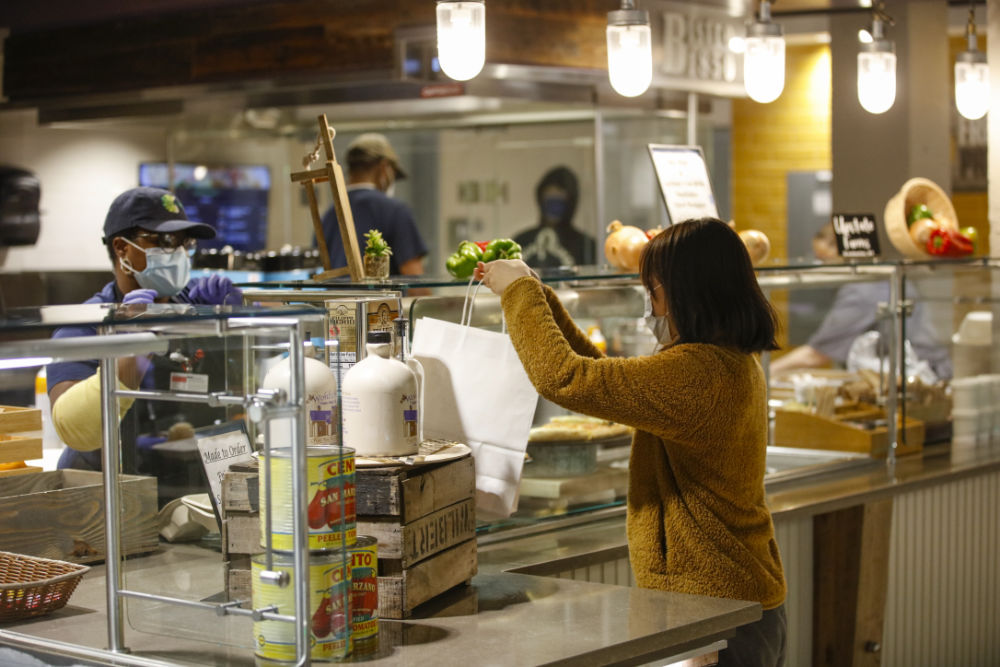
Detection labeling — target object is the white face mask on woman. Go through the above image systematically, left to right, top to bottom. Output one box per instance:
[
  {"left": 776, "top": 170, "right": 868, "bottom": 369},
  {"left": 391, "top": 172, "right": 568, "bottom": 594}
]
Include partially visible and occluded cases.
[
  {"left": 120, "top": 239, "right": 191, "bottom": 297},
  {"left": 642, "top": 288, "right": 672, "bottom": 344}
]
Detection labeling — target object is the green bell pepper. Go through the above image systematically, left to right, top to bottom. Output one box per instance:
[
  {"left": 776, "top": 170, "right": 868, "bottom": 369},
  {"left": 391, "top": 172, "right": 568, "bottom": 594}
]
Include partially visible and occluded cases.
[
  {"left": 481, "top": 238, "right": 522, "bottom": 262},
  {"left": 445, "top": 240, "right": 483, "bottom": 279}
]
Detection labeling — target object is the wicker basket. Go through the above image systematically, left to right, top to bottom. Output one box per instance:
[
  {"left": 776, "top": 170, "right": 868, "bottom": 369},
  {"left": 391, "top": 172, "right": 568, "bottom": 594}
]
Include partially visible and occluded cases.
[
  {"left": 884, "top": 177, "right": 958, "bottom": 259},
  {"left": 0, "top": 551, "right": 90, "bottom": 622}
]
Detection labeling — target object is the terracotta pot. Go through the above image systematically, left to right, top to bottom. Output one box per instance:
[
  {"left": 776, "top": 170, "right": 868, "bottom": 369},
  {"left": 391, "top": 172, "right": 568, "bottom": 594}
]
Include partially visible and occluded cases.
[{"left": 363, "top": 254, "right": 389, "bottom": 280}]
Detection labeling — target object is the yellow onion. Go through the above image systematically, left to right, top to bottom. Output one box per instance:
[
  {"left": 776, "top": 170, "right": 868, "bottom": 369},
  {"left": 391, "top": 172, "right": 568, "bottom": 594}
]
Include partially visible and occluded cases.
[
  {"left": 908, "top": 217, "right": 939, "bottom": 247},
  {"left": 604, "top": 220, "right": 648, "bottom": 272},
  {"left": 738, "top": 229, "right": 771, "bottom": 266}
]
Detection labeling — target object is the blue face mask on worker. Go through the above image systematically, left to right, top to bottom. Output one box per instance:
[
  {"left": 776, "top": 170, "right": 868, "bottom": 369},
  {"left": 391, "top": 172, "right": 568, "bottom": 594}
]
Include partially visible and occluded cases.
[
  {"left": 541, "top": 195, "right": 569, "bottom": 221},
  {"left": 121, "top": 238, "right": 191, "bottom": 297},
  {"left": 643, "top": 288, "right": 671, "bottom": 344}
]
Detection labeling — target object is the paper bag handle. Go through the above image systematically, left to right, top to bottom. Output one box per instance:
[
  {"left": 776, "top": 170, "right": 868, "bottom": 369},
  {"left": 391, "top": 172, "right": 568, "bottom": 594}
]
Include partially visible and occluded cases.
[{"left": 461, "top": 276, "right": 506, "bottom": 333}]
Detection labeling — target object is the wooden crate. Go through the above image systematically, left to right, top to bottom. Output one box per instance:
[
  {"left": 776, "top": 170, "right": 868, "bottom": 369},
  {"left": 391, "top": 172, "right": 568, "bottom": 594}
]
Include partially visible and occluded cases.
[
  {"left": 774, "top": 403, "right": 924, "bottom": 458},
  {"left": 218, "top": 454, "right": 479, "bottom": 616},
  {"left": 356, "top": 454, "right": 478, "bottom": 619},
  {"left": 0, "top": 469, "right": 158, "bottom": 564}
]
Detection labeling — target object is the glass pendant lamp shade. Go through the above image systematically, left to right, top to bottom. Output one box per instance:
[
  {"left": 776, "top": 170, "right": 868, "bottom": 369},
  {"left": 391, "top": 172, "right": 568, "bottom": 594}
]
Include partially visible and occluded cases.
[
  {"left": 436, "top": 1, "right": 486, "bottom": 81},
  {"left": 744, "top": 2, "right": 785, "bottom": 103},
  {"left": 606, "top": 4, "right": 652, "bottom": 97},
  {"left": 955, "top": 9, "right": 988, "bottom": 121},
  {"left": 858, "top": 46, "right": 896, "bottom": 114},
  {"left": 955, "top": 56, "right": 989, "bottom": 120}
]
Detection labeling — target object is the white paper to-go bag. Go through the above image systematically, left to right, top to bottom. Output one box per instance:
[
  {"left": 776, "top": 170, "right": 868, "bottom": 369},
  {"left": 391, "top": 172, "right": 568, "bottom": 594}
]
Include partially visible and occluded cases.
[{"left": 410, "top": 282, "right": 538, "bottom": 519}]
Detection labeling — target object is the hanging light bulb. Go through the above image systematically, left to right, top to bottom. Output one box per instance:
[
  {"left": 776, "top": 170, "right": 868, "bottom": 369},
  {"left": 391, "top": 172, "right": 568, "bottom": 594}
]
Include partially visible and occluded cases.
[
  {"left": 606, "top": 0, "right": 652, "bottom": 97},
  {"left": 743, "top": 0, "right": 785, "bottom": 103},
  {"left": 436, "top": 1, "right": 486, "bottom": 81},
  {"left": 857, "top": 3, "right": 896, "bottom": 114},
  {"left": 955, "top": 5, "right": 989, "bottom": 120}
]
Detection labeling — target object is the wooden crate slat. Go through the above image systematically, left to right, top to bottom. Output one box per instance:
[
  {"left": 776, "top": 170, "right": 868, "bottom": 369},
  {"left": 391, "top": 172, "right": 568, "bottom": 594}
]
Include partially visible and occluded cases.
[
  {"left": 0, "top": 405, "right": 42, "bottom": 433},
  {"left": 0, "top": 434, "right": 43, "bottom": 464},
  {"left": 356, "top": 455, "right": 474, "bottom": 523},
  {"left": 222, "top": 471, "right": 259, "bottom": 513},
  {"left": 357, "top": 497, "right": 475, "bottom": 568},
  {"left": 224, "top": 514, "right": 262, "bottom": 557},
  {"left": 377, "top": 538, "right": 478, "bottom": 619}
]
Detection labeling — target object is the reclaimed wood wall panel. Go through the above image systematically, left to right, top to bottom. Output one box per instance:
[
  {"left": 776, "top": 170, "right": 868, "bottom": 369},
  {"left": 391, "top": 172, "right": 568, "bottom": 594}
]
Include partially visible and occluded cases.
[{"left": 3, "top": 0, "right": 612, "bottom": 101}]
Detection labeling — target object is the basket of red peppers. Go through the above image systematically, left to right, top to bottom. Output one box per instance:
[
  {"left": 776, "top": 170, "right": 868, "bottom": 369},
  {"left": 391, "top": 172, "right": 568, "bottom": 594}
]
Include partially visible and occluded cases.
[
  {"left": 884, "top": 177, "right": 977, "bottom": 259},
  {"left": 445, "top": 238, "right": 523, "bottom": 279}
]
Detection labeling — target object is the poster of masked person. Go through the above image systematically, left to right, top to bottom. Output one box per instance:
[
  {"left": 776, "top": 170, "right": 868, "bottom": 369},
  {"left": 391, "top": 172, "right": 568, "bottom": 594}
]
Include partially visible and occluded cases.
[{"left": 513, "top": 166, "right": 596, "bottom": 269}]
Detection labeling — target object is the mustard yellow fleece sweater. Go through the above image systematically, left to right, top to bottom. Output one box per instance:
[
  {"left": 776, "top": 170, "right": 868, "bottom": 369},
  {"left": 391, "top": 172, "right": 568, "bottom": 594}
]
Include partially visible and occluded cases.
[{"left": 501, "top": 277, "right": 786, "bottom": 609}]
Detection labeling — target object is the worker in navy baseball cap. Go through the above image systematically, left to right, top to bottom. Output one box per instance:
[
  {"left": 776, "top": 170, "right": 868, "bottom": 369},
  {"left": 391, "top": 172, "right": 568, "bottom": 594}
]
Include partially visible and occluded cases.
[{"left": 46, "top": 186, "right": 243, "bottom": 474}]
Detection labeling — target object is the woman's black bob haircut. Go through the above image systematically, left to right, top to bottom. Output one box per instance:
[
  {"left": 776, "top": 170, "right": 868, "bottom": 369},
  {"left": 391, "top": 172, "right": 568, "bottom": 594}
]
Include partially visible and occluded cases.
[{"left": 639, "top": 217, "right": 779, "bottom": 353}]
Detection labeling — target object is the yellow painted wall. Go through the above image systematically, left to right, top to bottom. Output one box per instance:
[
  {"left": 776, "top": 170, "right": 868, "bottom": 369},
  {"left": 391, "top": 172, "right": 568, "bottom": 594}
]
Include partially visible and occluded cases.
[{"left": 731, "top": 44, "right": 832, "bottom": 261}]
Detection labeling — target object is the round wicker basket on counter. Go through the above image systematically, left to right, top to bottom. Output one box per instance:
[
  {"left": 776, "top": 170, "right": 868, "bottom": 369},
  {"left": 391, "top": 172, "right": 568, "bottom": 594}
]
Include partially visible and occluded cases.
[{"left": 884, "top": 177, "right": 958, "bottom": 259}]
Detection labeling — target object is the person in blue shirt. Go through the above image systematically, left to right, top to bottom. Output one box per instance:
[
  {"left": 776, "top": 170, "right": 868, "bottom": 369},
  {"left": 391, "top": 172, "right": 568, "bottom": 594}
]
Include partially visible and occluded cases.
[
  {"left": 320, "top": 133, "right": 428, "bottom": 276},
  {"left": 47, "top": 187, "right": 243, "bottom": 475},
  {"left": 770, "top": 222, "right": 952, "bottom": 380}
]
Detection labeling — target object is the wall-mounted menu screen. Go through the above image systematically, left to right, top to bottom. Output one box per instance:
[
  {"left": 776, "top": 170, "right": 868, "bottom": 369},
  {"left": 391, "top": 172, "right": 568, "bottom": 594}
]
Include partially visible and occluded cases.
[{"left": 139, "top": 163, "right": 271, "bottom": 251}]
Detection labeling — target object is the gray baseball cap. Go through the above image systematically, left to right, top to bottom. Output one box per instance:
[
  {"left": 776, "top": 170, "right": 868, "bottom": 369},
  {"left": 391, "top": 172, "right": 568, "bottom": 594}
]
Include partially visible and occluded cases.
[{"left": 346, "top": 133, "right": 407, "bottom": 179}]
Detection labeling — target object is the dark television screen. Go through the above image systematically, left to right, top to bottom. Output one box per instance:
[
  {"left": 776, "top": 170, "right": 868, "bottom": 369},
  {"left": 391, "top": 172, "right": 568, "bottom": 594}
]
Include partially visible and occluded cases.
[{"left": 138, "top": 163, "right": 271, "bottom": 251}]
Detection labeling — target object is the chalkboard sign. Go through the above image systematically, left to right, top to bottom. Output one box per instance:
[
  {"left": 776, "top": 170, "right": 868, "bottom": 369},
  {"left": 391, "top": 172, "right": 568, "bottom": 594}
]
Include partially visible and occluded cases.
[
  {"left": 647, "top": 145, "right": 719, "bottom": 224},
  {"left": 831, "top": 213, "right": 881, "bottom": 257}
]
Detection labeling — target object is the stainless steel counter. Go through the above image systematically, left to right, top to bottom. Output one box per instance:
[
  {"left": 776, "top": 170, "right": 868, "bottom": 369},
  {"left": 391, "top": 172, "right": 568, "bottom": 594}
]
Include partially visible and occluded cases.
[
  {"left": 477, "top": 443, "right": 1000, "bottom": 576},
  {"left": 0, "top": 542, "right": 759, "bottom": 666}
]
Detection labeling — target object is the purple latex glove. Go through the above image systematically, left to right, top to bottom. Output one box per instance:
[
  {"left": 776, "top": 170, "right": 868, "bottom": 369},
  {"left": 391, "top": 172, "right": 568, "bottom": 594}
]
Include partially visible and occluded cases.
[
  {"left": 186, "top": 274, "right": 243, "bottom": 306},
  {"left": 122, "top": 288, "right": 158, "bottom": 305}
]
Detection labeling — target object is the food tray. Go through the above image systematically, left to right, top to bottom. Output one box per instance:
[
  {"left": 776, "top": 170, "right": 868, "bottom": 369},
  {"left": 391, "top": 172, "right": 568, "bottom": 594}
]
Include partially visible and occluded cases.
[{"left": 0, "top": 551, "right": 90, "bottom": 622}]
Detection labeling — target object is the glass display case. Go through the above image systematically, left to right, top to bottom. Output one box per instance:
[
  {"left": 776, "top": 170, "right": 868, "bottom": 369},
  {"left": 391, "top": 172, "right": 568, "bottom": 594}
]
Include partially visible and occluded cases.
[
  {"left": 241, "top": 256, "right": 1000, "bottom": 540},
  {"left": 0, "top": 302, "right": 344, "bottom": 664}
]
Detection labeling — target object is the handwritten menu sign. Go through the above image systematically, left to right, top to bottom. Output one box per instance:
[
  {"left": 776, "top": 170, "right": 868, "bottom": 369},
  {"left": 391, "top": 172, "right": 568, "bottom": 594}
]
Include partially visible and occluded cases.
[
  {"left": 647, "top": 145, "right": 719, "bottom": 224},
  {"left": 831, "top": 213, "right": 881, "bottom": 257},
  {"left": 195, "top": 423, "right": 254, "bottom": 521}
]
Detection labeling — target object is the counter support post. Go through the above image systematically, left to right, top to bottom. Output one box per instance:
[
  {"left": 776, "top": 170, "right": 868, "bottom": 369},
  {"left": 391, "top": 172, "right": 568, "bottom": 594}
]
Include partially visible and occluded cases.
[
  {"left": 885, "top": 267, "right": 902, "bottom": 466},
  {"left": 288, "top": 324, "right": 311, "bottom": 666},
  {"left": 99, "top": 356, "right": 126, "bottom": 653}
]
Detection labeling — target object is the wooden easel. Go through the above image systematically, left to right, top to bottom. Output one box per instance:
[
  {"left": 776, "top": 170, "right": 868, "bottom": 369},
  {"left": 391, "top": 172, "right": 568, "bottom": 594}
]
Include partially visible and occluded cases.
[{"left": 291, "top": 114, "right": 365, "bottom": 282}]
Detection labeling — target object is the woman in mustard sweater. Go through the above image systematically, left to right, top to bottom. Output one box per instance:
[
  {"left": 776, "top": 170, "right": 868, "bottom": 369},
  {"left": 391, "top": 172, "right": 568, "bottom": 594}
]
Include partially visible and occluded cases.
[{"left": 476, "top": 217, "right": 787, "bottom": 667}]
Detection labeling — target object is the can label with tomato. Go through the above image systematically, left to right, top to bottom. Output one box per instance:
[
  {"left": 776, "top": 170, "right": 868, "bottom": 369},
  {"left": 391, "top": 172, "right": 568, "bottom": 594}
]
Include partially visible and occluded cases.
[
  {"left": 260, "top": 447, "right": 357, "bottom": 552},
  {"left": 349, "top": 535, "right": 379, "bottom": 647},
  {"left": 251, "top": 550, "right": 352, "bottom": 662}
]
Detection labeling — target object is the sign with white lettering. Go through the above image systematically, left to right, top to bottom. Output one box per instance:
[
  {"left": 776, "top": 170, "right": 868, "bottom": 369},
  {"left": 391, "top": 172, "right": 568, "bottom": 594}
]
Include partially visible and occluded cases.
[
  {"left": 657, "top": 2, "right": 745, "bottom": 97},
  {"left": 648, "top": 144, "right": 719, "bottom": 224},
  {"left": 831, "top": 213, "right": 881, "bottom": 257},
  {"left": 195, "top": 422, "right": 254, "bottom": 523}
]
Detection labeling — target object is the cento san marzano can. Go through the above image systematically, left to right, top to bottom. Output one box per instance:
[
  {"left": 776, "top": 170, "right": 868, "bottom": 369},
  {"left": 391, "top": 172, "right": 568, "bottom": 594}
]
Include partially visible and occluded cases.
[
  {"left": 259, "top": 446, "right": 357, "bottom": 552},
  {"left": 349, "top": 535, "right": 379, "bottom": 649},
  {"left": 251, "top": 550, "right": 352, "bottom": 662}
]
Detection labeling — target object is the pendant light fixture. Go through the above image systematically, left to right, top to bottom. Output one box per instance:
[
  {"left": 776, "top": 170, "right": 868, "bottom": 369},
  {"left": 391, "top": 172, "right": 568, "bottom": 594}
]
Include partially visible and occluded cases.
[
  {"left": 606, "top": 0, "right": 652, "bottom": 97},
  {"left": 744, "top": 0, "right": 785, "bottom": 103},
  {"left": 436, "top": 1, "right": 486, "bottom": 81},
  {"left": 857, "top": 2, "right": 896, "bottom": 115},
  {"left": 955, "top": 3, "right": 989, "bottom": 120}
]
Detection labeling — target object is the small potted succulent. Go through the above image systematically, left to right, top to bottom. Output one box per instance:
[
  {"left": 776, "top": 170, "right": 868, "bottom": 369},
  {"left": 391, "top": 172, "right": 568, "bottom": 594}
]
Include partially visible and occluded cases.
[{"left": 363, "top": 229, "right": 392, "bottom": 280}]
